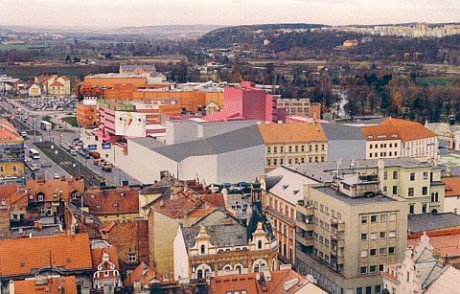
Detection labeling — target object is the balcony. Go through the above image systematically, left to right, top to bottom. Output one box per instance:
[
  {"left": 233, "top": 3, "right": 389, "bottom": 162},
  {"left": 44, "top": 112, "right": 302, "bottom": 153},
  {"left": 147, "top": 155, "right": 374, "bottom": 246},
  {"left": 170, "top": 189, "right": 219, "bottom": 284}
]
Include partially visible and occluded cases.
[
  {"left": 296, "top": 203, "right": 314, "bottom": 216},
  {"left": 331, "top": 219, "right": 345, "bottom": 232},
  {"left": 296, "top": 220, "right": 314, "bottom": 232},
  {"left": 296, "top": 234, "right": 314, "bottom": 247},
  {"left": 330, "top": 252, "right": 344, "bottom": 265}
]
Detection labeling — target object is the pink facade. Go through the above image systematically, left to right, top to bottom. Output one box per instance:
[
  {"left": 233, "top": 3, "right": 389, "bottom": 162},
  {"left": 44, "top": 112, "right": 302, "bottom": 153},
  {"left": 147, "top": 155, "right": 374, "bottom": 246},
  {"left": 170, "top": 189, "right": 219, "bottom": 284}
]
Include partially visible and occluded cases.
[{"left": 202, "top": 81, "right": 286, "bottom": 123}]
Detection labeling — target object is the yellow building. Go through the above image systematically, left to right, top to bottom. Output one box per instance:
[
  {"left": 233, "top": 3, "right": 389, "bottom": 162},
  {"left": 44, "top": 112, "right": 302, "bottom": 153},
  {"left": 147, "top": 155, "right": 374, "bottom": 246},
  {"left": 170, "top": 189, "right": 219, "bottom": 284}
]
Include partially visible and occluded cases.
[
  {"left": 0, "top": 120, "right": 25, "bottom": 179},
  {"left": 258, "top": 122, "right": 328, "bottom": 171}
]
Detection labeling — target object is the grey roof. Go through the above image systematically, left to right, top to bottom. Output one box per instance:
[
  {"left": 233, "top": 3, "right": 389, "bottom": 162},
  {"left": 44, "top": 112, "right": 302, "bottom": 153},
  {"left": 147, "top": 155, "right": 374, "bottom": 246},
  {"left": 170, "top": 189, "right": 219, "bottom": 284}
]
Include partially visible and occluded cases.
[
  {"left": 121, "top": 64, "right": 156, "bottom": 71},
  {"left": 321, "top": 123, "right": 365, "bottom": 140},
  {"left": 153, "top": 124, "right": 264, "bottom": 162},
  {"left": 131, "top": 137, "right": 166, "bottom": 149},
  {"left": 285, "top": 157, "right": 437, "bottom": 183},
  {"left": 264, "top": 175, "right": 283, "bottom": 191},
  {"left": 312, "top": 186, "right": 397, "bottom": 205},
  {"left": 192, "top": 210, "right": 240, "bottom": 227},
  {"left": 408, "top": 213, "right": 460, "bottom": 234},
  {"left": 182, "top": 224, "right": 248, "bottom": 248}
]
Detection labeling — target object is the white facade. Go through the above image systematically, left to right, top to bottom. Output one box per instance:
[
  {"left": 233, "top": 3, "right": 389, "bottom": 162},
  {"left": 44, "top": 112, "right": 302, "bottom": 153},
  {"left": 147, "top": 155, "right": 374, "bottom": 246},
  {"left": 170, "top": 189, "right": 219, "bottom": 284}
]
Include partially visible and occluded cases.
[
  {"left": 401, "top": 137, "right": 438, "bottom": 161},
  {"left": 365, "top": 140, "right": 401, "bottom": 159},
  {"left": 445, "top": 196, "right": 460, "bottom": 215},
  {"left": 173, "top": 226, "right": 190, "bottom": 281}
]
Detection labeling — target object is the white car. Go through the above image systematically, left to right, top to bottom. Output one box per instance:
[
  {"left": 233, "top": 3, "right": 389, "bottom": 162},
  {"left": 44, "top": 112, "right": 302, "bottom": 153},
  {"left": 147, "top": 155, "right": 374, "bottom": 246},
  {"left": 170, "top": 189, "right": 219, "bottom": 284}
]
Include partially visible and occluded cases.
[{"left": 53, "top": 173, "right": 60, "bottom": 179}]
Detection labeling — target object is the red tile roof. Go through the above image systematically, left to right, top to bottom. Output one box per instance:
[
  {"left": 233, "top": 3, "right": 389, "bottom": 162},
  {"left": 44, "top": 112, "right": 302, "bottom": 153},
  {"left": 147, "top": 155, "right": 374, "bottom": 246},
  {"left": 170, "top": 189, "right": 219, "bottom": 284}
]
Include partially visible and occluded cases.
[
  {"left": 50, "top": 81, "right": 64, "bottom": 87},
  {"left": 258, "top": 122, "right": 327, "bottom": 143},
  {"left": 441, "top": 177, "right": 460, "bottom": 198},
  {"left": 27, "top": 178, "right": 84, "bottom": 203},
  {"left": 84, "top": 186, "right": 140, "bottom": 216},
  {"left": 152, "top": 192, "right": 215, "bottom": 219},
  {"left": 408, "top": 233, "right": 460, "bottom": 258},
  {"left": 0, "top": 234, "right": 92, "bottom": 277},
  {"left": 91, "top": 246, "right": 120, "bottom": 271},
  {"left": 124, "top": 261, "right": 162, "bottom": 287},
  {"left": 209, "top": 270, "right": 321, "bottom": 294},
  {"left": 13, "top": 276, "right": 78, "bottom": 294}
]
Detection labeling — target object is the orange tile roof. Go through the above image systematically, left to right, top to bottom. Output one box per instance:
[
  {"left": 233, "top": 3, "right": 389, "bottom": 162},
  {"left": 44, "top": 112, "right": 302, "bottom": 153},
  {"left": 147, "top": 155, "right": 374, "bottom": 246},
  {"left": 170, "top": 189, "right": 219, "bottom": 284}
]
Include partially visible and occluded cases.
[
  {"left": 50, "top": 81, "right": 64, "bottom": 87},
  {"left": 363, "top": 118, "right": 436, "bottom": 142},
  {"left": 0, "top": 119, "right": 16, "bottom": 131},
  {"left": 258, "top": 122, "right": 327, "bottom": 144},
  {"left": 0, "top": 128, "right": 21, "bottom": 142},
  {"left": 441, "top": 177, "right": 460, "bottom": 197},
  {"left": 26, "top": 178, "right": 84, "bottom": 203},
  {"left": 84, "top": 186, "right": 140, "bottom": 216},
  {"left": 152, "top": 192, "right": 215, "bottom": 219},
  {"left": 0, "top": 233, "right": 92, "bottom": 277},
  {"left": 408, "top": 233, "right": 460, "bottom": 258},
  {"left": 91, "top": 246, "right": 120, "bottom": 271},
  {"left": 124, "top": 261, "right": 162, "bottom": 287},
  {"left": 209, "top": 270, "right": 320, "bottom": 294},
  {"left": 13, "top": 276, "right": 78, "bottom": 294}
]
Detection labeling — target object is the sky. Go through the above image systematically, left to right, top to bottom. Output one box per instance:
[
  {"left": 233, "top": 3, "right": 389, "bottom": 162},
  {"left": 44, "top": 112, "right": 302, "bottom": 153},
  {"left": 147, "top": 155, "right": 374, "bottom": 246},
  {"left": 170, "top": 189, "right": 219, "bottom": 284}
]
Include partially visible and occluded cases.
[{"left": 1, "top": 0, "right": 459, "bottom": 28}]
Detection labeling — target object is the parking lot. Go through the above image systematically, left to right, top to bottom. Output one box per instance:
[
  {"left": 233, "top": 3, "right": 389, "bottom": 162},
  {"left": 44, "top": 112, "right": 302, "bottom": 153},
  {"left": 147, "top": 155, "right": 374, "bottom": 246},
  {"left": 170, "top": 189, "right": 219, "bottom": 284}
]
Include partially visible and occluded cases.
[{"left": 17, "top": 96, "right": 77, "bottom": 112}]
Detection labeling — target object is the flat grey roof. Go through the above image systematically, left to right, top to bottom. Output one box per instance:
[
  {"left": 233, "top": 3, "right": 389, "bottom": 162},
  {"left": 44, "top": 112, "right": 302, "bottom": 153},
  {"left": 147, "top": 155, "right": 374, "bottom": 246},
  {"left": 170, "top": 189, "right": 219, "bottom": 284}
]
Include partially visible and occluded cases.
[
  {"left": 321, "top": 123, "right": 365, "bottom": 140},
  {"left": 153, "top": 124, "right": 263, "bottom": 162},
  {"left": 131, "top": 137, "right": 166, "bottom": 150},
  {"left": 312, "top": 186, "right": 397, "bottom": 206},
  {"left": 408, "top": 213, "right": 460, "bottom": 234}
]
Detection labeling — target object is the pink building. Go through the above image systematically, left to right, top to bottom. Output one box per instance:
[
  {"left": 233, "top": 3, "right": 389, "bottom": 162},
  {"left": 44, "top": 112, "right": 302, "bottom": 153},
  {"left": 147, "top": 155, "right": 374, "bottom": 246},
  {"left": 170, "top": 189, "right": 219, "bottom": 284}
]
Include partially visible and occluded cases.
[{"left": 202, "top": 81, "right": 286, "bottom": 123}]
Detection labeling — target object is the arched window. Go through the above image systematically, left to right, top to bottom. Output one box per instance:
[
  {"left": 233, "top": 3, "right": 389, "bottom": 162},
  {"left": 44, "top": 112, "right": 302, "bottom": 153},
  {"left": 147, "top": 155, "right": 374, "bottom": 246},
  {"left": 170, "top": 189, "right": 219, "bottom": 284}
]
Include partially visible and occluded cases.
[
  {"left": 435, "top": 192, "right": 439, "bottom": 202},
  {"left": 431, "top": 193, "right": 435, "bottom": 202},
  {"left": 258, "top": 240, "right": 262, "bottom": 249},
  {"left": 200, "top": 244, "right": 205, "bottom": 255},
  {"left": 223, "top": 265, "right": 232, "bottom": 271},
  {"left": 235, "top": 265, "right": 242, "bottom": 274},
  {"left": 254, "top": 265, "right": 259, "bottom": 272},
  {"left": 197, "top": 269, "right": 203, "bottom": 279},
  {"left": 204, "top": 269, "right": 210, "bottom": 279}
]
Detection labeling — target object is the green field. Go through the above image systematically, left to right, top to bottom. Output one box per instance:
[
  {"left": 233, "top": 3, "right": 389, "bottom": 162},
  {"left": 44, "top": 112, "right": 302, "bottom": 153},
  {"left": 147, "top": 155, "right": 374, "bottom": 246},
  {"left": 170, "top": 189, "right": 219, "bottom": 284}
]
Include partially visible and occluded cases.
[
  {"left": 416, "top": 77, "right": 454, "bottom": 86},
  {"left": 62, "top": 116, "right": 78, "bottom": 127}
]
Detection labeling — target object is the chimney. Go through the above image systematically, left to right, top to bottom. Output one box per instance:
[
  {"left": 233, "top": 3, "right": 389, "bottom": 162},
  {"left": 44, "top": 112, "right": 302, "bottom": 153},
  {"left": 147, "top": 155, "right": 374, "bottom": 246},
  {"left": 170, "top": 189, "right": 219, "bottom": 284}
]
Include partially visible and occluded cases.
[
  {"left": 159, "top": 200, "right": 165, "bottom": 208},
  {"left": 34, "top": 221, "right": 43, "bottom": 230}
]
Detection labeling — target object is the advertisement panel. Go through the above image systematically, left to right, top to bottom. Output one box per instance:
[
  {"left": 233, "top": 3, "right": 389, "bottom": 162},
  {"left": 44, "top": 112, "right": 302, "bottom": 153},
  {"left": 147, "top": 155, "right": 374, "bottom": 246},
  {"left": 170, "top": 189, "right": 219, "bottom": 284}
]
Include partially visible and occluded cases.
[
  {"left": 114, "top": 111, "right": 146, "bottom": 137},
  {"left": 0, "top": 143, "right": 25, "bottom": 163}
]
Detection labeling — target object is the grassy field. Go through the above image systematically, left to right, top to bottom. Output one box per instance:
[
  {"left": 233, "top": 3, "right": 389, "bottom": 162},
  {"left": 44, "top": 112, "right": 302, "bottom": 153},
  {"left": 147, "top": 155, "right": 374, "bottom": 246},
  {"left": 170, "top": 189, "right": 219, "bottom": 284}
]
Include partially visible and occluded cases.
[{"left": 62, "top": 116, "right": 78, "bottom": 127}]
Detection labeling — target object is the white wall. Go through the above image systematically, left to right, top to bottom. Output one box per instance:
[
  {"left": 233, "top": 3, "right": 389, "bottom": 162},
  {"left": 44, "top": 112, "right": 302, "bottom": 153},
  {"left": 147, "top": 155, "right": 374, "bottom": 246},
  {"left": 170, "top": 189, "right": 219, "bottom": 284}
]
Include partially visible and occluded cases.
[
  {"left": 216, "top": 144, "right": 265, "bottom": 183},
  {"left": 179, "top": 155, "right": 218, "bottom": 184},
  {"left": 445, "top": 197, "right": 460, "bottom": 215},
  {"left": 173, "top": 226, "right": 189, "bottom": 281}
]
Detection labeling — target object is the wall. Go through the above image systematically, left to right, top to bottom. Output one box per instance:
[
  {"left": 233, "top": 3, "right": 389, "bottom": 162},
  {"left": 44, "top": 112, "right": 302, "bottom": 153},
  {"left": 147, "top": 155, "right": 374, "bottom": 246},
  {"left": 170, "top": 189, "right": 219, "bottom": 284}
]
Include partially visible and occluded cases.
[
  {"left": 328, "top": 140, "right": 366, "bottom": 161},
  {"left": 216, "top": 145, "right": 265, "bottom": 183},
  {"left": 180, "top": 155, "right": 217, "bottom": 184},
  {"left": 444, "top": 197, "right": 460, "bottom": 214},
  {"left": 173, "top": 226, "right": 189, "bottom": 280}
]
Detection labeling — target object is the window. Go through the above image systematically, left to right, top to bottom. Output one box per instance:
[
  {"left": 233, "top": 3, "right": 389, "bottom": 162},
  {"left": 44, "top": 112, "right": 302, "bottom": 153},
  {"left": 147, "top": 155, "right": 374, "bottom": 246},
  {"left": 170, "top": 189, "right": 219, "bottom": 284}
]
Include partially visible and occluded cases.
[
  {"left": 321, "top": 144, "right": 325, "bottom": 151},
  {"left": 267, "top": 146, "right": 271, "bottom": 153},
  {"left": 274, "top": 146, "right": 277, "bottom": 153},
  {"left": 393, "top": 171, "right": 398, "bottom": 179},
  {"left": 384, "top": 172, "right": 388, "bottom": 180},
  {"left": 410, "top": 172, "right": 415, "bottom": 181},
  {"left": 423, "top": 172, "right": 428, "bottom": 180},
  {"left": 392, "top": 186, "right": 397, "bottom": 195},
  {"left": 422, "top": 186, "right": 428, "bottom": 195},
  {"left": 408, "top": 188, "right": 414, "bottom": 197},
  {"left": 37, "top": 194, "right": 44, "bottom": 201},
  {"left": 422, "top": 203, "right": 427, "bottom": 214},
  {"left": 409, "top": 204, "right": 415, "bottom": 215},
  {"left": 325, "top": 207, "right": 329, "bottom": 215},
  {"left": 380, "top": 214, "right": 387, "bottom": 222},
  {"left": 389, "top": 214, "right": 397, "bottom": 221},
  {"left": 371, "top": 215, "right": 377, "bottom": 223},
  {"left": 361, "top": 216, "right": 368, "bottom": 224},
  {"left": 389, "top": 231, "right": 396, "bottom": 238},
  {"left": 371, "top": 232, "right": 377, "bottom": 240},
  {"left": 380, "top": 232, "right": 386, "bottom": 239},
  {"left": 361, "top": 233, "right": 367, "bottom": 241},
  {"left": 258, "top": 240, "right": 262, "bottom": 249},
  {"left": 201, "top": 245, "right": 206, "bottom": 254},
  {"left": 389, "top": 247, "right": 395, "bottom": 254},
  {"left": 380, "top": 248, "right": 386, "bottom": 256},
  {"left": 370, "top": 249, "right": 377, "bottom": 256},
  {"left": 361, "top": 250, "right": 368, "bottom": 258},
  {"left": 128, "top": 253, "right": 137, "bottom": 262},
  {"left": 379, "top": 264, "right": 384, "bottom": 272},
  {"left": 369, "top": 265, "right": 376, "bottom": 273},
  {"left": 360, "top": 267, "right": 367, "bottom": 275},
  {"left": 375, "top": 285, "right": 381, "bottom": 294},
  {"left": 357, "top": 288, "right": 363, "bottom": 294}
]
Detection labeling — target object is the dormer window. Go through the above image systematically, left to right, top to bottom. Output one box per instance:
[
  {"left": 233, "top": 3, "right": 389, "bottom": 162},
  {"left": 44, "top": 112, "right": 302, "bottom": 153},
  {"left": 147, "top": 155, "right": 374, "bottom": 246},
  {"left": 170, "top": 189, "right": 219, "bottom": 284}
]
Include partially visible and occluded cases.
[
  {"left": 37, "top": 194, "right": 44, "bottom": 202},
  {"left": 258, "top": 240, "right": 262, "bottom": 249},
  {"left": 201, "top": 244, "right": 206, "bottom": 255}
]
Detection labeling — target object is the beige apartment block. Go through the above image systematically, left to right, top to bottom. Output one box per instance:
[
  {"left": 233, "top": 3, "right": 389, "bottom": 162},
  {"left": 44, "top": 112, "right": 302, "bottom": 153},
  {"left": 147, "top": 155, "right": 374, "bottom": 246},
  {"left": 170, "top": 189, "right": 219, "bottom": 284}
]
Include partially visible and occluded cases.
[
  {"left": 277, "top": 98, "right": 311, "bottom": 116},
  {"left": 258, "top": 122, "right": 327, "bottom": 171},
  {"left": 295, "top": 178, "right": 408, "bottom": 294}
]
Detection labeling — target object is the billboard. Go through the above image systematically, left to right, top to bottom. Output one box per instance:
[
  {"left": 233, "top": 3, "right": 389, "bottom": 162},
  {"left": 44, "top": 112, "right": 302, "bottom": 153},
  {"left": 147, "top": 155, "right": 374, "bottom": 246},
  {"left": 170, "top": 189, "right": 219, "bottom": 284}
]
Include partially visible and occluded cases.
[
  {"left": 114, "top": 111, "right": 146, "bottom": 137},
  {"left": 0, "top": 143, "right": 25, "bottom": 163}
]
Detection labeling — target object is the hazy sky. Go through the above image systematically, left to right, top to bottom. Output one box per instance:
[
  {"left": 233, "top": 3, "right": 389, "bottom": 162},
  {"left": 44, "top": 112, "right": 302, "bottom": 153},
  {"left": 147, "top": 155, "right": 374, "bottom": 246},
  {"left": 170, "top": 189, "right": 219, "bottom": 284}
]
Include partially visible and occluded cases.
[{"left": 1, "top": 0, "right": 459, "bottom": 27}]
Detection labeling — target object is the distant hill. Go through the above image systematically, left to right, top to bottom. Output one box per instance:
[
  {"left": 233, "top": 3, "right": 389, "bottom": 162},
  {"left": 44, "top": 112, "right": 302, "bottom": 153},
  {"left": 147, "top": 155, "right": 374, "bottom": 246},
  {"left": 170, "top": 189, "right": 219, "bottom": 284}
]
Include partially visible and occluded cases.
[{"left": 198, "top": 23, "right": 327, "bottom": 48}]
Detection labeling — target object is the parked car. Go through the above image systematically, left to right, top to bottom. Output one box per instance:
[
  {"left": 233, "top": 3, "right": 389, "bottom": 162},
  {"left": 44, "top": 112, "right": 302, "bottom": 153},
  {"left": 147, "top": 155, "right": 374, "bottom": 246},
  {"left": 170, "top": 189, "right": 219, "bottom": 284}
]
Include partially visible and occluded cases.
[
  {"left": 70, "top": 149, "right": 77, "bottom": 156},
  {"left": 90, "top": 151, "right": 101, "bottom": 159},
  {"left": 53, "top": 173, "right": 60, "bottom": 179}
]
